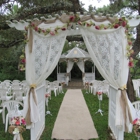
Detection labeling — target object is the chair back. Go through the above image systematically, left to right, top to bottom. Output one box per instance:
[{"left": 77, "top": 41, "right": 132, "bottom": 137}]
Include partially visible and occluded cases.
[
  {"left": 11, "top": 80, "right": 21, "bottom": 86},
  {"left": 0, "top": 82, "right": 6, "bottom": 89},
  {"left": 0, "top": 89, "right": 8, "bottom": 99},
  {"left": 13, "top": 89, "right": 23, "bottom": 101},
  {"left": 2, "top": 100, "right": 23, "bottom": 116},
  {"left": 132, "top": 101, "right": 140, "bottom": 110}
]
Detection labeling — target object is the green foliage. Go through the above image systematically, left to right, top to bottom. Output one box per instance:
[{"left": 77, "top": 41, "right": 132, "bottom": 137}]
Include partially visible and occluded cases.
[
  {"left": 0, "top": 44, "right": 25, "bottom": 81},
  {"left": 130, "top": 59, "right": 140, "bottom": 79},
  {"left": 0, "top": 89, "right": 137, "bottom": 139},
  {"left": 83, "top": 89, "right": 137, "bottom": 140}
]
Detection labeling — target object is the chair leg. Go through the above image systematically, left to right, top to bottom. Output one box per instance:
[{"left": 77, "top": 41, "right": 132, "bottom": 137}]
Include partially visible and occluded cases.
[
  {"left": 54, "top": 89, "right": 57, "bottom": 97},
  {"left": 2, "top": 109, "right": 5, "bottom": 124},
  {"left": 5, "top": 114, "right": 9, "bottom": 132}
]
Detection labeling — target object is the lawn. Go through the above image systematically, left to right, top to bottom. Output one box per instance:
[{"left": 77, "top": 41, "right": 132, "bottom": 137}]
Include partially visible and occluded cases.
[{"left": 0, "top": 89, "right": 138, "bottom": 140}]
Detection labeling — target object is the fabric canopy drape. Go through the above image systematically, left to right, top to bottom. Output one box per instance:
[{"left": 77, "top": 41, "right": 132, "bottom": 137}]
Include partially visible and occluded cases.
[
  {"left": 23, "top": 20, "right": 135, "bottom": 132},
  {"left": 81, "top": 26, "right": 135, "bottom": 132},
  {"left": 23, "top": 29, "right": 67, "bottom": 126},
  {"left": 76, "top": 59, "right": 85, "bottom": 82},
  {"left": 66, "top": 60, "right": 74, "bottom": 85}
]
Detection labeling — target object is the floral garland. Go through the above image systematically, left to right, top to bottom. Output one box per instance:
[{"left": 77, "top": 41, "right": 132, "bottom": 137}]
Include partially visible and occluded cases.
[
  {"left": 23, "top": 15, "right": 134, "bottom": 69},
  {"left": 25, "top": 23, "right": 67, "bottom": 36},
  {"left": 18, "top": 48, "right": 26, "bottom": 71},
  {"left": 72, "top": 58, "right": 79, "bottom": 63},
  {"left": 84, "top": 82, "right": 89, "bottom": 89},
  {"left": 96, "top": 91, "right": 103, "bottom": 96},
  {"left": 45, "top": 93, "right": 50, "bottom": 98},
  {"left": 8, "top": 116, "right": 26, "bottom": 139},
  {"left": 10, "top": 116, "right": 26, "bottom": 126},
  {"left": 133, "top": 118, "right": 140, "bottom": 136}
]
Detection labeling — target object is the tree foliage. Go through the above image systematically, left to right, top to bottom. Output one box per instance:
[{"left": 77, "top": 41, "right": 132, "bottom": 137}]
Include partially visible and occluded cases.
[{"left": 0, "top": 0, "right": 140, "bottom": 101}]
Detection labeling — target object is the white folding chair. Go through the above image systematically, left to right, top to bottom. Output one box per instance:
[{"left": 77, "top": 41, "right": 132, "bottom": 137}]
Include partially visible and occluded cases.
[
  {"left": 11, "top": 80, "right": 21, "bottom": 86},
  {"left": 53, "top": 81, "right": 59, "bottom": 95},
  {"left": 49, "top": 82, "right": 58, "bottom": 97},
  {"left": 0, "top": 89, "right": 13, "bottom": 105},
  {"left": 2, "top": 100, "right": 23, "bottom": 132}
]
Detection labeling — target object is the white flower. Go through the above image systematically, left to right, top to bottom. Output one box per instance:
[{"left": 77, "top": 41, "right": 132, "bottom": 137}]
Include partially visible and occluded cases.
[{"left": 13, "top": 128, "right": 19, "bottom": 134}]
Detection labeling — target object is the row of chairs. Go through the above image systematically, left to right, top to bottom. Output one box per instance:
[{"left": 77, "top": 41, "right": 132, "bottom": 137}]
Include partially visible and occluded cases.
[
  {"left": 0, "top": 79, "right": 64, "bottom": 133},
  {"left": 86, "top": 79, "right": 140, "bottom": 98},
  {"left": 132, "top": 79, "right": 140, "bottom": 98},
  {"left": 0, "top": 80, "right": 29, "bottom": 105},
  {"left": 45, "top": 80, "right": 64, "bottom": 98},
  {"left": 85, "top": 80, "right": 110, "bottom": 97},
  {"left": 0, "top": 100, "right": 23, "bottom": 132}
]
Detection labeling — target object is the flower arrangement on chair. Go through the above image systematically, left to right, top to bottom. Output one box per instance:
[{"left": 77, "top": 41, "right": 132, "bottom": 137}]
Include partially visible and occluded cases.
[
  {"left": 18, "top": 48, "right": 26, "bottom": 72},
  {"left": 72, "top": 58, "right": 79, "bottom": 63},
  {"left": 61, "top": 82, "right": 65, "bottom": 93},
  {"left": 85, "top": 82, "right": 89, "bottom": 93},
  {"left": 95, "top": 91, "right": 103, "bottom": 115},
  {"left": 96, "top": 91, "right": 103, "bottom": 100},
  {"left": 96, "top": 91, "right": 102, "bottom": 96},
  {"left": 45, "top": 93, "right": 50, "bottom": 98},
  {"left": 8, "top": 116, "right": 26, "bottom": 140},
  {"left": 133, "top": 118, "right": 140, "bottom": 136}
]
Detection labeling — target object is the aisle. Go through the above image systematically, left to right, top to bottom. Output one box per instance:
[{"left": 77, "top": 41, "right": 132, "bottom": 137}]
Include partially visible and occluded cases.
[{"left": 51, "top": 89, "right": 98, "bottom": 140}]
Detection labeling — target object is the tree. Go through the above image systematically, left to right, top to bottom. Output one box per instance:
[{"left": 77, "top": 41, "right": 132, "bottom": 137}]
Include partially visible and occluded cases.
[
  {"left": 0, "top": 0, "right": 139, "bottom": 101},
  {"left": 86, "top": 0, "right": 139, "bottom": 101},
  {"left": 107, "top": 0, "right": 140, "bottom": 101}
]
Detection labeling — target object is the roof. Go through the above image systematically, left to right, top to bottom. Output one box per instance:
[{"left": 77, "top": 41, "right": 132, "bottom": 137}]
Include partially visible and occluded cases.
[
  {"left": 6, "top": 13, "right": 140, "bottom": 31},
  {"left": 60, "top": 47, "right": 91, "bottom": 61}
]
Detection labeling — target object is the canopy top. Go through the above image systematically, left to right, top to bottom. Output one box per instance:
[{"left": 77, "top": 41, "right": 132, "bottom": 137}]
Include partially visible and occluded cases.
[{"left": 60, "top": 47, "right": 91, "bottom": 62}]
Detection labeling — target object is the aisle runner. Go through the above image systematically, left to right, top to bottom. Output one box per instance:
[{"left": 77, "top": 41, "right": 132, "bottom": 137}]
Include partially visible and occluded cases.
[{"left": 51, "top": 89, "right": 98, "bottom": 140}]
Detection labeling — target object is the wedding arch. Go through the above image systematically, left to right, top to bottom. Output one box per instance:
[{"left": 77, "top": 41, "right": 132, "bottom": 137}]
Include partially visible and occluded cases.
[
  {"left": 6, "top": 12, "right": 140, "bottom": 140},
  {"left": 57, "top": 46, "right": 95, "bottom": 85}
]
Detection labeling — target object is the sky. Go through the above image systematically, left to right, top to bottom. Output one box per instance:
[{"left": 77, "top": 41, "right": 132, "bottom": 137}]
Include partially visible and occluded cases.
[{"left": 80, "top": 0, "right": 110, "bottom": 10}]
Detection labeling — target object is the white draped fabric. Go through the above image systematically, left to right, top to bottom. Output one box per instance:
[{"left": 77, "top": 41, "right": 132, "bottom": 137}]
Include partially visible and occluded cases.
[
  {"left": 23, "top": 23, "right": 135, "bottom": 132},
  {"left": 81, "top": 26, "right": 135, "bottom": 131},
  {"left": 23, "top": 30, "right": 67, "bottom": 125},
  {"left": 66, "top": 60, "right": 74, "bottom": 85},
  {"left": 76, "top": 60, "right": 85, "bottom": 81}
]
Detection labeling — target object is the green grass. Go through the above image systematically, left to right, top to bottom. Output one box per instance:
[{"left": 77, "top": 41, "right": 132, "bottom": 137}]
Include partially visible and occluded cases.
[
  {"left": 0, "top": 89, "right": 138, "bottom": 140},
  {"left": 82, "top": 90, "right": 138, "bottom": 140}
]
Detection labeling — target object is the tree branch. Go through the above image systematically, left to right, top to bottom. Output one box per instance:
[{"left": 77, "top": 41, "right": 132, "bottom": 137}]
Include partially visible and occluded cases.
[{"left": 0, "top": 39, "right": 24, "bottom": 48}]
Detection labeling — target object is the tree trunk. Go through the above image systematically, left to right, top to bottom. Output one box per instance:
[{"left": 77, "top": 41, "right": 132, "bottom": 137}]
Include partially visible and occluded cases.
[
  {"left": 126, "top": 0, "right": 140, "bottom": 102},
  {"left": 127, "top": 71, "right": 136, "bottom": 102}
]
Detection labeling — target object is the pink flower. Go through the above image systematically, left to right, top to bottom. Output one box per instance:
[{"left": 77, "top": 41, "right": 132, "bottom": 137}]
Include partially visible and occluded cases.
[
  {"left": 69, "top": 16, "right": 75, "bottom": 22},
  {"left": 119, "top": 18, "right": 123, "bottom": 21},
  {"left": 78, "top": 21, "right": 82, "bottom": 25},
  {"left": 122, "top": 21, "right": 127, "bottom": 27},
  {"left": 31, "top": 23, "right": 35, "bottom": 27},
  {"left": 86, "top": 23, "right": 91, "bottom": 27},
  {"left": 114, "top": 24, "right": 119, "bottom": 28},
  {"left": 25, "top": 26, "right": 28, "bottom": 31},
  {"left": 34, "top": 26, "right": 38, "bottom": 31},
  {"left": 95, "top": 26, "right": 100, "bottom": 30},
  {"left": 61, "top": 27, "right": 66, "bottom": 31},
  {"left": 42, "top": 30, "right": 46, "bottom": 33},
  {"left": 50, "top": 31, "right": 55, "bottom": 35},
  {"left": 128, "top": 41, "right": 132, "bottom": 46},
  {"left": 129, "top": 49, "right": 134, "bottom": 55},
  {"left": 129, "top": 57, "right": 133, "bottom": 62},
  {"left": 21, "top": 59, "right": 26, "bottom": 63},
  {"left": 128, "top": 61, "right": 134, "bottom": 67},
  {"left": 97, "top": 91, "right": 102, "bottom": 95},
  {"left": 45, "top": 94, "right": 50, "bottom": 98},
  {"left": 21, "top": 118, "right": 26, "bottom": 125},
  {"left": 133, "top": 118, "right": 138, "bottom": 125},
  {"left": 15, "top": 120, "right": 20, "bottom": 126}
]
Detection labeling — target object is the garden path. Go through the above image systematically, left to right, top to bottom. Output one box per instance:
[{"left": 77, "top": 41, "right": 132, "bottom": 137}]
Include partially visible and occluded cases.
[{"left": 51, "top": 89, "right": 98, "bottom": 140}]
